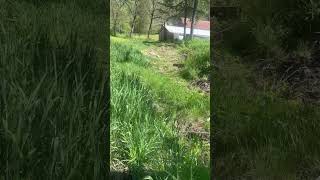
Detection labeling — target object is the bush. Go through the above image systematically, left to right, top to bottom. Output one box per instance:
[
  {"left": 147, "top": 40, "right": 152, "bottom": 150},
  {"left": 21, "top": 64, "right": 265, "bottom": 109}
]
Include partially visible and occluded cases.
[
  {"left": 179, "top": 39, "right": 210, "bottom": 80},
  {"left": 111, "top": 42, "right": 149, "bottom": 66}
]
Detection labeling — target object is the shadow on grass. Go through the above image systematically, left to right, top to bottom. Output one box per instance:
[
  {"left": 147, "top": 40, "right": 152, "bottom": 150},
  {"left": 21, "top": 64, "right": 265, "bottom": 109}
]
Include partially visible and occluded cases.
[
  {"left": 142, "top": 40, "right": 182, "bottom": 47},
  {"left": 142, "top": 40, "right": 161, "bottom": 46},
  {"left": 110, "top": 171, "right": 133, "bottom": 180}
]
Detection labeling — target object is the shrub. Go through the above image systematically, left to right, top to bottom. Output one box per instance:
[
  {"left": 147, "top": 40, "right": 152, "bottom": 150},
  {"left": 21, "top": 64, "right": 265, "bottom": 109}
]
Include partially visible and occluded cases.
[
  {"left": 179, "top": 39, "right": 210, "bottom": 80},
  {"left": 111, "top": 42, "right": 149, "bottom": 66}
]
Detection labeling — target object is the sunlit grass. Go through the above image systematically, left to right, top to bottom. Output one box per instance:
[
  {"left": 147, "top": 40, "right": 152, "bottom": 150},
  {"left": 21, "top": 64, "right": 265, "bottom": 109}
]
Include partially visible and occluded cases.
[{"left": 110, "top": 38, "right": 209, "bottom": 179}]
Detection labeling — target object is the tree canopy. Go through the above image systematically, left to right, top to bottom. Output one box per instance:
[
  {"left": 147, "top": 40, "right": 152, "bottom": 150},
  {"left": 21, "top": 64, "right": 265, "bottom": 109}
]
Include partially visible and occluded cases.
[{"left": 110, "top": 0, "right": 210, "bottom": 37}]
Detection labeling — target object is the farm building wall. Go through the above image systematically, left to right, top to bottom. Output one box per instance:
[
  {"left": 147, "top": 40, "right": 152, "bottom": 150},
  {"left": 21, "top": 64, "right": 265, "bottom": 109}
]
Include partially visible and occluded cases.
[
  {"left": 160, "top": 25, "right": 210, "bottom": 41},
  {"left": 159, "top": 26, "right": 174, "bottom": 41},
  {"left": 159, "top": 27, "right": 165, "bottom": 41}
]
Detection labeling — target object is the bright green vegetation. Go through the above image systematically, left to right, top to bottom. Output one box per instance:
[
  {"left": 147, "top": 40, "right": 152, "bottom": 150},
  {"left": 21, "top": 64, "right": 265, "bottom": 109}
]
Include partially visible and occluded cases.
[
  {"left": 0, "top": 0, "right": 107, "bottom": 179},
  {"left": 110, "top": 36, "right": 210, "bottom": 179},
  {"left": 179, "top": 40, "right": 210, "bottom": 80}
]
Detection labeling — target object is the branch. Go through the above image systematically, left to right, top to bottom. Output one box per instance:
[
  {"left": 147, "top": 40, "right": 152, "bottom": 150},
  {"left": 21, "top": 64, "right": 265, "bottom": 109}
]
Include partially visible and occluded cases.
[{"left": 152, "top": 16, "right": 161, "bottom": 20}]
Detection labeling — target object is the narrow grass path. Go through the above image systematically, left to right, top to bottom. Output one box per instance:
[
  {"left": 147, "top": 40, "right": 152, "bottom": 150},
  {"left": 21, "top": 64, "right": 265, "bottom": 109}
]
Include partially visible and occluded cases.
[
  {"left": 111, "top": 35, "right": 210, "bottom": 179},
  {"left": 112, "top": 36, "right": 210, "bottom": 129},
  {"left": 143, "top": 43, "right": 183, "bottom": 76},
  {"left": 116, "top": 62, "right": 209, "bottom": 128}
]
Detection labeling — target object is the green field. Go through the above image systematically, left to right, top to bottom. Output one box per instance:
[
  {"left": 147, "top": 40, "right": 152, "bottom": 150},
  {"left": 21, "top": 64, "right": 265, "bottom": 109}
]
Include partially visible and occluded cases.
[{"left": 110, "top": 35, "right": 210, "bottom": 179}]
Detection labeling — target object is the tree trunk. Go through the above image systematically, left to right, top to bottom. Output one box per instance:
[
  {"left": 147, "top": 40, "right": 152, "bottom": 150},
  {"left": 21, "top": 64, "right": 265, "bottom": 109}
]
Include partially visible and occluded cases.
[
  {"left": 183, "top": 0, "right": 187, "bottom": 40},
  {"left": 190, "top": 0, "right": 198, "bottom": 39},
  {"left": 147, "top": 11, "right": 154, "bottom": 39},
  {"left": 129, "top": 14, "right": 137, "bottom": 38},
  {"left": 113, "top": 17, "right": 117, "bottom": 36}
]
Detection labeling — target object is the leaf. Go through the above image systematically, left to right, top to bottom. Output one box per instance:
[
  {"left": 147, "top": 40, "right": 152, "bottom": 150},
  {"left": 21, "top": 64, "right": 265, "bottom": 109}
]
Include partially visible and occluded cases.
[{"left": 143, "top": 175, "right": 153, "bottom": 180}]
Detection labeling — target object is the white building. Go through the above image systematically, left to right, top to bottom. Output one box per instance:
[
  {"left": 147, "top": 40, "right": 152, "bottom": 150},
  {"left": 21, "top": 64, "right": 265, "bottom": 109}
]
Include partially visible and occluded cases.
[{"left": 159, "top": 19, "right": 210, "bottom": 41}]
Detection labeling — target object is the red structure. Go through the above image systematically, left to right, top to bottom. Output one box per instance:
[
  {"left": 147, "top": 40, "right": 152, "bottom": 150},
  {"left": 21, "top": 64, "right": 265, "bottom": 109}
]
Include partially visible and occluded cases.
[{"left": 178, "top": 18, "right": 210, "bottom": 30}]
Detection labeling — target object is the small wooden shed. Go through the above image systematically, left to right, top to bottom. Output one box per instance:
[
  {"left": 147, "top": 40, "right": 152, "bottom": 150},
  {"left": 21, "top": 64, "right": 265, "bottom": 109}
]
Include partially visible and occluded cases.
[{"left": 159, "top": 25, "right": 175, "bottom": 41}]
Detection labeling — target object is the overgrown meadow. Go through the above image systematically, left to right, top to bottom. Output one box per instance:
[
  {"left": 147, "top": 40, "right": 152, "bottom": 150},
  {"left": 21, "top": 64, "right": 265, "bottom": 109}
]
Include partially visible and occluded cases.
[
  {"left": 0, "top": 0, "right": 108, "bottom": 179},
  {"left": 213, "top": 0, "right": 320, "bottom": 178},
  {"left": 110, "top": 36, "right": 210, "bottom": 179},
  {"left": 214, "top": 49, "right": 320, "bottom": 179}
]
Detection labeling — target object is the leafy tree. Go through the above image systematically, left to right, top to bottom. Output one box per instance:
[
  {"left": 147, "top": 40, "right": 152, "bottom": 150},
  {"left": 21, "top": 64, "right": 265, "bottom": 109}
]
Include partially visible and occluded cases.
[
  {"left": 110, "top": 0, "right": 210, "bottom": 38},
  {"left": 111, "top": 0, "right": 128, "bottom": 36},
  {"left": 122, "top": 0, "right": 141, "bottom": 37},
  {"left": 135, "top": 0, "right": 150, "bottom": 34},
  {"left": 147, "top": 0, "right": 162, "bottom": 38},
  {"left": 158, "top": 0, "right": 193, "bottom": 40},
  {"left": 190, "top": 0, "right": 198, "bottom": 39}
]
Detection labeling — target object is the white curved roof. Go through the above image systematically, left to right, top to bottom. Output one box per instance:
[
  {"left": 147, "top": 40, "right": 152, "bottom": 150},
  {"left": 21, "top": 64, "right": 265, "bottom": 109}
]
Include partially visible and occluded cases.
[{"left": 165, "top": 25, "right": 210, "bottom": 37}]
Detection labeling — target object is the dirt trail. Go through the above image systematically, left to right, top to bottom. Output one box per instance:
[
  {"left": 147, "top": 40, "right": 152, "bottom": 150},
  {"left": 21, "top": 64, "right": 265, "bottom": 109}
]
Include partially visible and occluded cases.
[
  {"left": 142, "top": 42, "right": 210, "bottom": 140},
  {"left": 143, "top": 42, "right": 211, "bottom": 94},
  {"left": 142, "top": 43, "right": 185, "bottom": 75}
]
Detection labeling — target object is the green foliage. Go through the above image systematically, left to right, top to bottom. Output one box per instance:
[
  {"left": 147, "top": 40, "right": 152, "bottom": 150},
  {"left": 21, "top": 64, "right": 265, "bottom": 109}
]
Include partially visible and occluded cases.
[
  {"left": 0, "top": 0, "right": 107, "bottom": 179},
  {"left": 20, "top": 0, "right": 107, "bottom": 13},
  {"left": 111, "top": 0, "right": 210, "bottom": 35},
  {"left": 111, "top": 0, "right": 130, "bottom": 35},
  {"left": 135, "top": 0, "right": 151, "bottom": 33},
  {"left": 219, "top": 0, "right": 320, "bottom": 58},
  {"left": 215, "top": 1, "right": 320, "bottom": 178},
  {"left": 179, "top": 39, "right": 210, "bottom": 80},
  {"left": 111, "top": 40, "right": 209, "bottom": 179},
  {"left": 295, "top": 40, "right": 312, "bottom": 60},
  {"left": 111, "top": 42, "right": 150, "bottom": 66},
  {"left": 214, "top": 50, "right": 320, "bottom": 179},
  {"left": 119, "top": 63, "right": 209, "bottom": 116}
]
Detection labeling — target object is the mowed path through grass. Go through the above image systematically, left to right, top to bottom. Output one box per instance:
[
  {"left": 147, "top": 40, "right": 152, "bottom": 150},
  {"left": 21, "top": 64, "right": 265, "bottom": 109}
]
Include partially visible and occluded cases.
[
  {"left": 110, "top": 35, "right": 210, "bottom": 179},
  {"left": 112, "top": 35, "right": 210, "bottom": 128}
]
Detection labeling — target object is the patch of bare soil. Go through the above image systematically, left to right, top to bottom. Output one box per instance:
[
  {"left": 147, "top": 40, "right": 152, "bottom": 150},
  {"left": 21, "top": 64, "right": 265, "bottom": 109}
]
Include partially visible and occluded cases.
[
  {"left": 143, "top": 43, "right": 186, "bottom": 75},
  {"left": 143, "top": 44, "right": 182, "bottom": 61},
  {"left": 172, "top": 63, "right": 185, "bottom": 68},
  {"left": 177, "top": 119, "right": 210, "bottom": 141}
]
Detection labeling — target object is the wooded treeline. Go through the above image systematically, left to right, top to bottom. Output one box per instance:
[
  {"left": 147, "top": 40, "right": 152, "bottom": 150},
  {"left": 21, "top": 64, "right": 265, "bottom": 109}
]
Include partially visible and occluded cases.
[{"left": 111, "top": 0, "right": 210, "bottom": 38}]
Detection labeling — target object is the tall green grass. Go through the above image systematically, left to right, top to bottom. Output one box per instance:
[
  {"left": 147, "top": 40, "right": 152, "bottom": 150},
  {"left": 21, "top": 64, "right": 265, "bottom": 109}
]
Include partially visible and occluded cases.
[
  {"left": 0, "top": 1, "right": 108, "bottom": 179},
  {"left": 179, "top": 39, "right": 210, "bottom": 80},
  {"left": 111, "top": 40, "right": 209, "bottom": 179},
  {"left": 111, "top": 41, "right": 209, "bottom": 118},
  {"left": 214, "top": 50, "right": 320, "bottom": 179}
]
